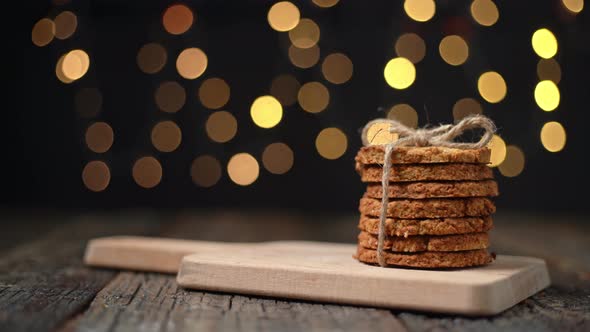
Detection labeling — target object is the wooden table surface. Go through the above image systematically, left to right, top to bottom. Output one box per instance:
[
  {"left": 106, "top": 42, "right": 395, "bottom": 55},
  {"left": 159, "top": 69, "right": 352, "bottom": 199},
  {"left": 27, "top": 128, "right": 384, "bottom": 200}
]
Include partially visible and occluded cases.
[{"left": 0, "top": 211, "right": 589, "bottom": 332}]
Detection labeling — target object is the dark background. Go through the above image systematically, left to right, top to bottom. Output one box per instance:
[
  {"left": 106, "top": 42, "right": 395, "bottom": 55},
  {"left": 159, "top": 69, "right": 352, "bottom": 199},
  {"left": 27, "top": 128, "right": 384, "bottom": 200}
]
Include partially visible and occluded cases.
[{"left": 13, "top": 0, "right": 590, "bottom": 213}]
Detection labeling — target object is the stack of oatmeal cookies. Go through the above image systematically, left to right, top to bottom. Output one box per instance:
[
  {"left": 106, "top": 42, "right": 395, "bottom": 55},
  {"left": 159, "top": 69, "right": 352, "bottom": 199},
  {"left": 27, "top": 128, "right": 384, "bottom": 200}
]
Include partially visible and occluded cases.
[{"left": 354, "top": 145, "right": 497, "bottom": 268}]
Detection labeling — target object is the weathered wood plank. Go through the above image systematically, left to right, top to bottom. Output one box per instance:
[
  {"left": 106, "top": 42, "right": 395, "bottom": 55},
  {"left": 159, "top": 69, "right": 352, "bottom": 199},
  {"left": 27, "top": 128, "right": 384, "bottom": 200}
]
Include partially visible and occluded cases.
[
  {"left": 0, "top": 213, "right": 160, "bottom": 332},
  {"left": 69, "top": 272, "right": 407, "bottom": 332},
  {"left": 398, "top": 287, "right": 590, "bottom": 332}
]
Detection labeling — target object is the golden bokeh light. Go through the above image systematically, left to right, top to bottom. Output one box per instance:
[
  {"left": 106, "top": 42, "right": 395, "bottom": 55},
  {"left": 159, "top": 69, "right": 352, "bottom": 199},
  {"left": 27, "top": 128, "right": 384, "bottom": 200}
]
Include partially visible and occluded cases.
[
  {"left": 313, "top": 0, "right": 339, "bottom": 8},
  {"left": 404, "top": 0, "right": 436, "bottom": 22},
  {"left": 470, "top": 0, "right": 499, "bottom": 27},
  {"left": 562, "top": 0, "right": 584, "bottom": 13},
  {"left": 267, "top": 1, "right": 300, "bottom": 32},
  {"left": 163, "top": 4, "right": 194, "bottom": 35},
  {"left": 54, "top": 11, "right": 77, "bottom": 39},
  {"left": 32, "top": 18, "right": 55, "bottom": 47},
  {"left": 288, "top": 18, "right": 320, "bottom": 49},
  {"left": 532, "top": 28, "right": 558, "bottom": 59},
  {"left": 395, "top": 33, "right": 426, "bottom": 64},
  {"left": 439, "top": 35, "right": 469, "bottom": 66},
  {"left": 137, "top": 43, "right": 167, "bottom": 74},
  {"left": 288, "top": 44, "right": 320, "bottom": 69},
  {"left": 176, "top": 48, "right": 208, "bottom": 79},
  {"left": 62, "top": 49, "right": 90, "bottom": 81},
  {"left": 321, "top": 53, "right": 353, "bottom": 84},
  {"left": 56, "top": 55, "right": 73, "bottom": 83},
  {"left": 384, "top": 57, "right": 416, "bottom": 90},
  {"left": 537, "top": 58, "right": 561, "bottom": 84},
  {"left": 478, "top": 71, "right": 506, "bottom": 103},
  {"left": 270, "top": 74, "right": 300, "bottom": 106},
  {"left": 198, "top": 78, "right": 230, "bottom": 109},
  {"left": 534, "top": 80, "right": 560, "bottom": 112},
  {"left": 155, "top": 81, "right": 185, "bottom": 113},
  {"left": 298, "top": 81, "right": 330, "bottom": 113},
  {"left": 75, "top": 87, "right": 102, "bottom": 117},
  {"left": 251, "top": 96, "right": 283, "bottom": 128},
  {"left": 452, "top": 98, "right": 483, "bottom": 121},
  {"left": 388, "top": 104, "right": 418, "bottom": 128},
  {"left": 206, "top": 111, "right": 238, "bottom": 143},
  {"left": 151, "top": 120, "right": 182, "bottom": 152},
  {"left": 540, "top": 121, "right": 566, "bottom": 152},
  {"left": 85, "top": 122, "right": 114, "bottom": 153},
  {"left": 366, "top": 122, "right": 398, "bottom": 145},
  {"left": 316, "top": 128, "right": 347, "bottom": 160},
  {"left": 487, "top": 134, "right": 506, "bottom": 167},
  {"left": 262, "top": 142, "right": 294, "bottom": 174},
  {"left": 498, "top": 145, "right": 525, "bottom": 177},
  {"left": 227, "top": 153, "right": 260, "bottom": 186},
  {"left": 191, "top": 155, "right": 222, "bottom": 188},
  {"left": 133, "top": 156, "right": 162, "bottom": 189},
  {"left": 82, "top": 161, "right": 110, "bottom": 192}
]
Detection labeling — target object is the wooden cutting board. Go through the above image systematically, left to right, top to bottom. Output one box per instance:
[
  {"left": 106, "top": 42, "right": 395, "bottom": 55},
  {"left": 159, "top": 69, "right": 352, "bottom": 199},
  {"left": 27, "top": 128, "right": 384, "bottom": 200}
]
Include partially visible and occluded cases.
[{"left": 84, "top": 236, "right": 550, "bottom": 315}]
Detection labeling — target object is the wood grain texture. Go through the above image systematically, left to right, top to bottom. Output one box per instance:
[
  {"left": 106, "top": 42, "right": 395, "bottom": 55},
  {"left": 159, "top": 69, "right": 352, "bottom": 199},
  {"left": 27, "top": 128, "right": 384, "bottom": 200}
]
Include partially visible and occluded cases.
[
  {"left": 2, "top": 212, "right": 589, "bottom": 331},
  {"left": 0, "top": 214, "right": 159, "bottom": 332},
  {"left": 69, "top": 272, "right": 407, "bottom": 332}
]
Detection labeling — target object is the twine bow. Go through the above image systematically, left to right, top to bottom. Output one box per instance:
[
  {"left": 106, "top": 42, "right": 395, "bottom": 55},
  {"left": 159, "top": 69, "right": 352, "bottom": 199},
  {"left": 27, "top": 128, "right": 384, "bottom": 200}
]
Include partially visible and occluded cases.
[{"left": 360, "top": 115, "right": 496, "bottom": 267}]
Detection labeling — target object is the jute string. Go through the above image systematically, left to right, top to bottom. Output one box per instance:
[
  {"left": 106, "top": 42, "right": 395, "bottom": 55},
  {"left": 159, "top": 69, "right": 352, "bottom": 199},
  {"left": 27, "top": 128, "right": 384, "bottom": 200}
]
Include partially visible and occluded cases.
[{"left": 360, "top": 115, "right": 496, "bottom": 267}]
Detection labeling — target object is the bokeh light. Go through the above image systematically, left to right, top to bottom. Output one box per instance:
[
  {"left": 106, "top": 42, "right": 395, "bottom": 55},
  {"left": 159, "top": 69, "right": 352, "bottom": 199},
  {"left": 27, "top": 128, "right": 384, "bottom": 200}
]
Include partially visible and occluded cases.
[
  {"left": 313, "top": 0, "right": 339, "bottom": 8},
  {"left": 404, "top": 0, "right": 436, "bottom": 22},
  {"left": 470, "top": 0, "right": 499, "bottom": 27},
  {"left": 562, "top": 0, "right": 584, "bottom": 13},
  {"left": 267, "top": 1, "right": 300, "bottom": 32},
  {"left": 163, "top": 4, "right": 194, "bottom": 35},
  {"left": 54, "top": 11, "right": 77, "bottom": 40},
  {"left": 32, "top": 18, "right": 55, "bottom": 47},
  {"left": 289, "top": 18, "right": 320, "bottom": 49},
  {"left": 532, "top": 28, "right": 558, "bottom": 59},
  {"left": 395, "top": 33, "right": 426, "bottom": 64},
  {"left": 439, "top": 35, "right": 469, "bottom": 66},
  {"left": 137, "top": 43, "right": 167, "bottom": 74},
  {"left": 288, "top": 44, "right": 320, "bottom": 69},
  {"left": 176, "top": 48, "right": 208, "bottom": 79},
  {"left": 61, "top": 49, "right": 90, "bottom": 81},
  {"left": 321, "top": 53, "right": 353, "bottom": 84},
  {"left": 56, "top": 55, "right": 73, "bottom": 83},
  {"left": 384, "top": 57, "right": 416, "bottom": 90},
  {"left": 537, "top": 58, "right": 561, "bottom": 84},
  {"left": 478, "top": 71, "right": 506, "bottom": 103},
  {"left": 270, "top": 74, "right": 300, "bottom": 106},
  {"left": 198, "top": 78, "right": 230, "bottom": 109},
  {"left": 534, "top": 80, "right": 560, "bottom": 112},
  {"left": 155, "top": 81, "right": 186, "bottom": 113},
  {"left": 298, "top": 81, "right": 330, "bottom": 113},
  {"left": 75, "top": 87, "right": 102, "bottom": 117},
  {"left": 251, "top": 96, "right": 283, "bottom": 128},
  {"left": 452, "top": 98, "right": 483, "bottom": 121},
  {"left": 388, "top": 104, "right": 418, "bottom": 128},
  {"left": 206, "top": 111, "right": 238, "bottom": 143},
  {"left": 151, "top": 120, "right": 182, "bottom": 152},
  {"left": 541, "top": 121, "right": 566, "bottom": 152},
  {"left": 85, "top": 122, "right": 114, "bottom": 153},
  {"left": 366, "top": 122, "right": 398, "bottom": 145},
  {"left": 316, "top": 128, "right": 347, "bottom": 159},
  {"left": 488, "top": 134, "right": 506, "bottom": 167},
  {"left": 262, "top": 142, "right": 294, "bottom": 174},
  {"left": 498, "top": 145, "right": 525, "bottom": 177},
  {"left": 227, "top": 153, "right": 259, "bottom": 186},
  {"left": 191, "top": 155, "right": 222, "bottom": 188},
  {"left": 133, "top": 156, "right": 162, "bottom": 189},
  {"left": 82, "top": 161, "right": 110, "bottom": 192}
]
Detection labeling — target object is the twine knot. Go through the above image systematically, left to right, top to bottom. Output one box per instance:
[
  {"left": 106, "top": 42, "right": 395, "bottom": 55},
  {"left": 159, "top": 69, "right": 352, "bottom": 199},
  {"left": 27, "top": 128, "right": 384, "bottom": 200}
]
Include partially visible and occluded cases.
[{"left": 360, "top": 115, "right": 496, "bottom": 267}]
